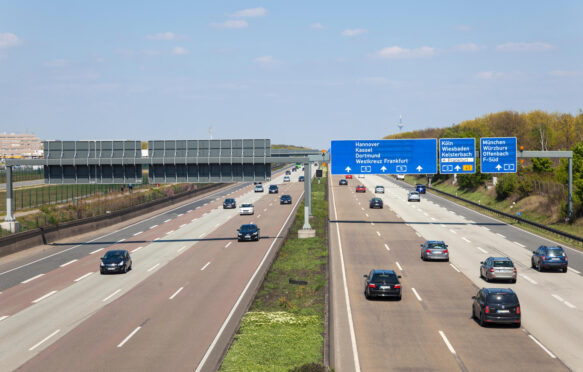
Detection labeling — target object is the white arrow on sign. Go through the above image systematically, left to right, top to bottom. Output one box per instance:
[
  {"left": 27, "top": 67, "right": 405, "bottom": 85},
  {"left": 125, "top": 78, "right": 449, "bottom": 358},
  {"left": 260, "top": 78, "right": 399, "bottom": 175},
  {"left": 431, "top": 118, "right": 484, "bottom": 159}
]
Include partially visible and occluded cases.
[
  {"left": 495, "top": 164, "right": 502, "bottom": 171},
  {"left": 416, "top": 165, "right": 423, "bottom": 172},
  {"left": 454, "top": 165, "right": 461, "bottom": 171},
  {"left": 345, "top": 166, "right": 352, "bottom": 173},
  {"left": 380, "top": 166, "right": 387, "bottom": 172}
]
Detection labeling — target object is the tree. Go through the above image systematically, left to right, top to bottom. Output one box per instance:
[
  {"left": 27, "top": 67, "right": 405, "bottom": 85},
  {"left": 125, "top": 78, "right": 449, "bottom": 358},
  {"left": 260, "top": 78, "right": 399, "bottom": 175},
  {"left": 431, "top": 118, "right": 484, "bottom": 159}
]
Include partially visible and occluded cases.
[
  {"left": 532, "top": 158, "right": 553, "bottom": 173},
  {"left": 496, "top": 174, "right": 518, "bottom": 199}
]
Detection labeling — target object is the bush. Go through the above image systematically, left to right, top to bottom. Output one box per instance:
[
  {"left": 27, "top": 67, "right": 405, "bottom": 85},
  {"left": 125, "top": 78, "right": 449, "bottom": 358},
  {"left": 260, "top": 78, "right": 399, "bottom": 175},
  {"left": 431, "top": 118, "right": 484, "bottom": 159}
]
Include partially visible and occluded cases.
[
  {"left": 532, "top": 158, "right": 554, "bottom": 173},
  {"left": 458, "top": 172, "right": 488, "bottom": 190},
  {"left": 496, "top": 174, "right": 518, "bottom": 199},
  {"left": 517, "top": 179, "right": 534, "bottom": 198}
]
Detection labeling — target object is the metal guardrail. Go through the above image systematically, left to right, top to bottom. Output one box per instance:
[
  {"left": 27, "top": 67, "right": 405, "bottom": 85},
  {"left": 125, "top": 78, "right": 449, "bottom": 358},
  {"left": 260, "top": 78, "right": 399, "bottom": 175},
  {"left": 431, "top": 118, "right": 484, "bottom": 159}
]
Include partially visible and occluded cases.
[{"left": 427, "top": 186, "right": 583, "bottom": 245}]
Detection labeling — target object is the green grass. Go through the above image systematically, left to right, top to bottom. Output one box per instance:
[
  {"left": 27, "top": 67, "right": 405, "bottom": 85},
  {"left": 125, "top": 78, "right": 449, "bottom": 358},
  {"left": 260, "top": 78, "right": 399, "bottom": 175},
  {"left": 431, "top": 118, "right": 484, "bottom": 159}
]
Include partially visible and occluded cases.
[{"left": 220, "top": 173, "right": 328, "bottom": 371}]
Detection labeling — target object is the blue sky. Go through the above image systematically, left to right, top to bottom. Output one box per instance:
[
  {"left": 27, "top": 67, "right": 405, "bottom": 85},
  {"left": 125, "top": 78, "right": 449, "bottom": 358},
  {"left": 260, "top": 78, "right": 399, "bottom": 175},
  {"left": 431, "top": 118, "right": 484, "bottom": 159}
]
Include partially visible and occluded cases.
[{"left": 1, "top": 1, "right": 582, "bottom": 149}]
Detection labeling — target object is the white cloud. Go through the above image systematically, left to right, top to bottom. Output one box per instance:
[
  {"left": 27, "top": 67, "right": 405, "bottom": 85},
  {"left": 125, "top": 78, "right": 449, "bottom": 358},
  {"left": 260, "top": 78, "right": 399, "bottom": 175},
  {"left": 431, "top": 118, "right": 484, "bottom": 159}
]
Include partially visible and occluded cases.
[
  {"left": 230, "top": 7, "right": 267, "bottom": 18},
  {"left": 212, "top": 20, "right": 248, "bottom": 29},
  {"left": 310, "top": 22, "right": 325, "bottom": 30},
  {"left": 342, "top": 28, "right": 367, "bottom": 37},
  {"left": 146, "top": 32, "right": 178, "bottom": 41},
  {"left": 0, "top": 33, "right": 21, "bottom": 48},
  {"left": 496, "top": 42, "right": 555, "bottom": 52},
  {"left": 453, "top": 43, "right": 485, "bottom": 52},
  {"left": 172, "top": 46, "right": 188, "bottom": 55},
  {"left": 376, "top": 46, "right": 436, "bottom": 59},
  {"left": 253, "top": 55, "right": 278, "bottom": 67},
  {"left": 44, "top": 59, "right": 69, "bottom": 68},
  {"left": 549, "top": 70, "right": 583, "bottom": 77},
  {"left": 475, "top": 71, "right": 505, "bottom": 80},
  {"left": 358, "top": 77, "right": 389, "bottom": 86}
]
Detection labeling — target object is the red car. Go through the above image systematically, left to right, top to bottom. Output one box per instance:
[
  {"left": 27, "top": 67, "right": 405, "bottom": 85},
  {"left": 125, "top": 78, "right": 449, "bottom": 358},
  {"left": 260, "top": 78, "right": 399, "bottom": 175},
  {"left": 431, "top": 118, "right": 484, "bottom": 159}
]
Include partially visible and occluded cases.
[
  {"left": 346, "top": 174, "right": 353, "bottom": 179},
  {"left": 356, "top": 185, "right": 366, "bottom": 193}
]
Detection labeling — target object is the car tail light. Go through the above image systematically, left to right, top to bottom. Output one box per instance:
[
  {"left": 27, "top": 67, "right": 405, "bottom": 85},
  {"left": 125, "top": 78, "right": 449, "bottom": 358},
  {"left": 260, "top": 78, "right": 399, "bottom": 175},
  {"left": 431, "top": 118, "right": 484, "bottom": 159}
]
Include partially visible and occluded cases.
[
  {"left": 426, "top": 249, "right": 431, "bottom": 253},
  {"left": 443, "top": 249, "right": 448, "bottom": 254},
  {"left": 542, "top": 255, "right": 546, "bottom": 261},
  {"left": 489, "top": 268, "right": 494, "bottom": 273},
  {"left": 513, "top": 268, "right": 517, "bottom": 273},
  {"left": 368, "top": 284, "right": 376, "bottom": 289},
  {"left": 394, "top": 284, "right": 401, "bottom": 289},
  {"left": 485, "top": 306, "right": 490, "bottom": 314},
  {"left": 516, "top": 306, "right": 520, "bottom": 314}
]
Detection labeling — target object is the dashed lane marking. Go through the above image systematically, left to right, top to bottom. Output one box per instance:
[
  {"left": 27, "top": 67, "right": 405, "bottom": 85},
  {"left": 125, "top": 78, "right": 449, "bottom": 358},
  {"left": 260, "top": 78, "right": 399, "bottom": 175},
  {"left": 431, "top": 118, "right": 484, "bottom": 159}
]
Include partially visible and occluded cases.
[{"left": 103, "top": 289, "right": 122, "bottom": 302}]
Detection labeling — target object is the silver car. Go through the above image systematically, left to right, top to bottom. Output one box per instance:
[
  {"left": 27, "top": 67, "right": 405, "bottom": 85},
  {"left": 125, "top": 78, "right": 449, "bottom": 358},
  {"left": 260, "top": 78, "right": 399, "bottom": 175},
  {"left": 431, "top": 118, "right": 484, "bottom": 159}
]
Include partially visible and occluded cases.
[
  {"left": 254, "top": 185, "right": 264, "bottom": 193},
  {"left": 375, "top": 185, "right": 385, "bottom": 193},
  {"left": 408, "top": 191, "right": 420, "bottom": 202},
  {"left": 421, "top": 241, "right": 449, "bottom": 261},
  {"left": 480, "top": 257, "right": 517, "bottom": 283}
]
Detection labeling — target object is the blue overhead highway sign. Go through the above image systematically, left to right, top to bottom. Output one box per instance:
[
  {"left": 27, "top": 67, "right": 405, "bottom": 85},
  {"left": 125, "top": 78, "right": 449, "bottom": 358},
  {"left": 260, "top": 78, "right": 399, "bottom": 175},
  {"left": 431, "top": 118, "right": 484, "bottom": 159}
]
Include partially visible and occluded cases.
[
  {"left": 480, "top": 137, "right": 517, "bottom": 173},
  {"left": 439, "top": 138, "right": 476, "bottom": 174},
  {"left": 331, "top": 139, "right": 437, "bottom": 175}
]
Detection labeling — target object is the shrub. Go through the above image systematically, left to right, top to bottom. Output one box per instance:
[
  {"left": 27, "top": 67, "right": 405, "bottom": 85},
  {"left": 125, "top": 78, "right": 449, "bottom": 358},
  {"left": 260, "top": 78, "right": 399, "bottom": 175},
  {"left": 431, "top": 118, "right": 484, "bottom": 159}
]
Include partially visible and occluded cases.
[
  {"left": 532, "top": 158, "right": 554, "bottom": 173},
  {"left": 496, "top": 174, "right": 518, "bottom": 199},
  {"left": 517, "top": 179, "right": 534, "bottom": 198}
]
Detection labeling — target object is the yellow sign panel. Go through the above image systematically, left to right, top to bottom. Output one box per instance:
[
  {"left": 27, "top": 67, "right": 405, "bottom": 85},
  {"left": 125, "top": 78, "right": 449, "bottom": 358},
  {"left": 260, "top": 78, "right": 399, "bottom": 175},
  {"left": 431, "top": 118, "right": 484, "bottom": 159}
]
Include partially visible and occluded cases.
[{"left": 462, "top": 164, "right": 473, "bottom": 171}]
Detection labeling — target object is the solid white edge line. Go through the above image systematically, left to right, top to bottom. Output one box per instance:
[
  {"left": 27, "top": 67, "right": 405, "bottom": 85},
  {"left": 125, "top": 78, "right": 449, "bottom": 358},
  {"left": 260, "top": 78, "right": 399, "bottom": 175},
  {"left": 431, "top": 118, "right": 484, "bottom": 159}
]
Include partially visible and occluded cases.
[
  {"left": 195, "top": 187, "right": 311, "bottom": 372},
  {"left": 384, "top": 244, "right": 390, "bottom": 251},
  {"left": 131, "top": 246, "right": 143, "bottom": 253},
  {"left": 90, "top": 248, "right": 104, "bottom": 255},
  {"left": 59, "top": 259, "right": 78, "bottom": 268},
  {"left": 396, "top": 261, "right": 403, "bottom": 271},
  {"left": 201, "top": 262, "right": 211, "bottom": 271},
  {"left": 147, "top": 263, "right": 160, "bottom": 272},
  {"left": 449, "top": 263, "right": 461, "bottom": 272},
  {"left": 570, "top": 267, "right": 581, "bottom": 274},
  {"left": 74, "top": 272, "right": 93, "bottom": 282},
  {"left": 21, "top": 273, "right": 44, "bottom": 284},
  {"left": 169, "top": 287, "right": 184, "bottom": 300},
  {"left": 411, "top": 288, "right": 422, "bottom": 302},
  {"left": 103, "top": 289, "right": 122, "bottom": 302},
  {"left": 32, "top": 290, "right": 58, "bottom": 304},
  {"left": 117, "top": 326, "right": 141, "bottom": 348},
  {"left": 29, "top": 329, "right": 60, "bottom": 351},
  {"left": 438, "top": 330, "right": 456, "bottom": 354},
  {"left": 529, "top": 335, "right": 556, "bottom": 358}
]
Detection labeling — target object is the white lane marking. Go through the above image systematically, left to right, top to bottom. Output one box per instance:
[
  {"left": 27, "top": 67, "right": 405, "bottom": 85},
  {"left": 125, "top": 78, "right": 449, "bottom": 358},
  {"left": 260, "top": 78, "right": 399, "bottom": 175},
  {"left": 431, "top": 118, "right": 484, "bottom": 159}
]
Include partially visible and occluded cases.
[
  {"left": 203, "top": 203, "right": 208, "bottom": 206},
  {"left": 269, "top": 203, "right": 273, "bottom": 206},
  {"left": 361, "top": 207, "right": 365, "bottom": 211},
  {"left": 263, "top": 208, "right": 268, "bottom": 212},
  {"left": 188, "top": 209, "right": 193, "bottom": 213},
  {"left": 423, "top": 212, "right": 429, "bottom": 216},
  {"left": 366, "top": 213, "right": 370, "bottom": 218},
  {"left": 178, "top": 214, "right": 183, "bottom": 217},
  {"left": 257, "top": 215, "right": 261, "bottom": 218},
  {"left": 431, "top": 217, "right": 436, "bottom": 221},
  {"left": 192, "top": 218, "right": 197, "bottom": 223},
  {"left": 164, "top": 219, "right": 171, "bottom": 223},
  {"left": 467, "top": 220, "right": 475, "bottom": 224},
  {"left": 370, "top": 221, "right": 374, "bottom": 225},
  {"left": 214, "top": 223, "right": 221, "bottom": 228},
  {"left": 180, "top": 224, "right": 186, "bottom": 228},
  {"left": 440, "top": 224, "right": 446, "bottom": 228},
  {"left": 150, "top": 225, "right": 158, "bottom": 229},
  {"left": 483, "top": 227, "right": 490, "bottom": 231},
  {"left": 449, "top": 229, "right": 457, "bottom": 234},
  {"left": 166, "top": 230, "right": 174, "bottom": 235},
  {"left": 133, "top": 231, "right": 143, "bottom": 236},
  {"left": 376, "top": 231, "right": 381, "bottom": 237},
  {"left": 199, "top": 232, "right": 206, "bottom": 238},
  {"left": 415, "top": 232, "right": 421, "bottom": 237},
  {"left": 496, "top": 233, "right": 506, "bottom": 238},
  {"left": 153, "top": 237, "right": 161, "bottom": 241},
  {"left": 462, "top": 237, "right": 471, "bottom": 243},
  {"left": 117, "top": 238, "right": 125, "bottom": 243},
  {"left": 514, "top": 241, "right": 526, "bottom": 248},
  {"left": 225, "top": 242, "right": 232, "bottom": 248},
  {"left": 384, "top": 244, "right": 390, "bottom": 251},
  {"left": 131, "top": 246, "right": 143, "bottom": 253},
  {"left": 177, "top": 246, "right": 188, "bottom": 253},
  {"left": 477, "top": 247, "right": 488, "bottom": 254},
  {"left": 90, "top": 248, "right": 104, "bottom": 255},
  {"left": 60, "top": 259, "right": 78, "bottom": 268},
  {"left": 396, "top": 261, "right": 403, "bottom": 271},
  {"left": 201, "top": 262, "right": 211, "bottom": 271},
  {"left": 147, "top": 263, "right": 160, "bottom": 272},
  {"left": 449, "top": 263, "right": 461, "bottom": 273},
  {"left": 569, "top": 267, "right": 581, "bottom": 274},
  {"left": 74, "top": 272, "right": 93, "bottom": 282},
  {"left": 22, "top": 273, "right": 44, "bottom": 284},
  {"left": 520, "top": 274, "right": 538, "bottom": 285},
  {"left": 169, "top": 287, "right": 184, "bottom": 300},
  {"left": 411, "top": 288, "right": 423, "bottom": 302},
  {"left": 103, "top": 289, "right": 122, "bottom": 302},
  {"left": 32, "top": 290, "right": 58, "bottom": 304},
  {"left": 552, "top": 294, "right": 565, "bottom": 302},
  {"left": 564, "top": 301, "right": 576, "bottom": 309},
  {"left": 0, "top": 315, "right": 8, "bottom": 322},
  {"left": 117, "top": 326, "right": 141, "bottom": 348},
  {"left": 29, "top": 329, "right": 60, "bottom": 351},
  {"left": 438, "top": 330, "right": 456, "bottom": 354},
  {"left": 529, "top": 335, "right": 556, "bottom": 358}
]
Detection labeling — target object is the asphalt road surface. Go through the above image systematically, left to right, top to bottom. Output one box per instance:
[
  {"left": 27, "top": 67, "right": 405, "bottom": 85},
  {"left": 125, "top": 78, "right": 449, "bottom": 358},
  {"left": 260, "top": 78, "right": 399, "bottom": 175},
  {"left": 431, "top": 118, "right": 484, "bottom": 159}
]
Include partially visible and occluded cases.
[{"left": 330, "top": 173, "right": 580, "bottom": 372}]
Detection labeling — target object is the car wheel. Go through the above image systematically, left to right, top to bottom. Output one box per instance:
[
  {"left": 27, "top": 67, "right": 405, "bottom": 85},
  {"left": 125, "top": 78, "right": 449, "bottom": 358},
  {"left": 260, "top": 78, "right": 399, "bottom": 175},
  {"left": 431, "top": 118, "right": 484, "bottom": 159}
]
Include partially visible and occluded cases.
[
  {"left": 446, "top": 258, "right": 450, "bottom": 262},
  {"left": 531, "top": 259, "right": 535, "bottom": 269},
  {"left": 537, "top": 262, "right": 543, "bottom": 272},
  {"left": 123, "top": 265, "right": 128, "bottom": 274},
  {"left": 563, "top": 267, "right": 568, "bottom": 273},
  {"left": 485, "top": 275, "right": 490, "bottom": 283},
  {"left": 364, "top": 290, "right": 370, "bottom": 300},
  {"left": 397, "top": 295, "right": 402, "bottom": 301},
  {"left": 471, "top": 306, "right": 476, "bottom": 319},
  {"left": 479, "top": 312, "right": 486, "bottom": 327},
  {"left": 515, "top": 322, "right": 521, "bottom": 328}
]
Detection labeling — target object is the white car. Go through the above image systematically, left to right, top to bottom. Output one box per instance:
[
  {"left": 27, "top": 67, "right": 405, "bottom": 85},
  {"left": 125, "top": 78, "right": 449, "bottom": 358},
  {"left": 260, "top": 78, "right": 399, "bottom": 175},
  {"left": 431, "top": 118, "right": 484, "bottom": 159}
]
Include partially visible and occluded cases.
[
  {"left": 396, "top": 174, "right": 405, "bottom": 180},
  {"left": 283, "top": 175, "right": 290, "bottom": 182},
  {"left": 254, "top": 185, "right": 264, "bottom": 193},
  {"left": 375, "top": 185, "right": 385, "bottom": 193},
  {"left": 407, "top": 191, "right": 420, "bottom": 202},
  {"left": 240, "top": 203, "right": 254, "bottom": 215}
]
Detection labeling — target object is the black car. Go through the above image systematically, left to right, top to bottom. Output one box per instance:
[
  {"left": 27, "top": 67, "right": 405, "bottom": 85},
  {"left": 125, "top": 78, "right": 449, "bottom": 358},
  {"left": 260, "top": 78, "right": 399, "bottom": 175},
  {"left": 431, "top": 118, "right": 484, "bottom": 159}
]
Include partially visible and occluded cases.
[
  {"left": 285, "top": 170, "right": 291, "bottom": 175},
  {"left": 298, "top": 176, "right": 305, "bottom": 182},
  {"left": 339, "top": 179, "right": 348, "bottom": 185},
  {"left": 253, "top": 181, "right": 262, "bottom": 185},
  {"left": 415, "top": 184, "right": 426, "bottom": 194},
  {"left": 269, "top": 185, "right": 279, "bottom": 194},
  {"left": 280, "top": 194, "right": 292, "bottom": 204},
  {"left": 369, "top": 197, "right": 383, "bottom": 209},
  {"left": 223, "top": 198, "right": 236, "bottom": 209},
  {"left": 237, "top": 224, "right": 260, "bottom": 242},
  {"left": 531, "top": 245, "right": 568, "bottom": 272},
  {"left": 100, "top": 249, "right": 132, "bottom": 274},
  {"left": 363, "top": 269, "right": 402, "bottom": 300},
  {"left": 472, "top": 288, "right": 521, "bottom": 327}
]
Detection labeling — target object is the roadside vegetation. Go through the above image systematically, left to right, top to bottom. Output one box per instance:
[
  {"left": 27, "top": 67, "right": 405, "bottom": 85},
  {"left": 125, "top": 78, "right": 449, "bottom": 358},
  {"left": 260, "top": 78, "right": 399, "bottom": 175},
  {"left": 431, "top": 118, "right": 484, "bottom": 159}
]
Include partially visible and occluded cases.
[{"left": 221, "top": 172, "right": 328, "bottom": 372}]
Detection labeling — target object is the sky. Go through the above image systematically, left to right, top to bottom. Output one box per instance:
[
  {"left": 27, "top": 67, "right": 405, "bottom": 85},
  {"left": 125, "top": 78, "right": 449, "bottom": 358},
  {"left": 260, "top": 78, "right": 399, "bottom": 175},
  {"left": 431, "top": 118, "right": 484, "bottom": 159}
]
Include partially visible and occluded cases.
[{"left": 1, "top": 1, "right": 582, "bottom": 149}]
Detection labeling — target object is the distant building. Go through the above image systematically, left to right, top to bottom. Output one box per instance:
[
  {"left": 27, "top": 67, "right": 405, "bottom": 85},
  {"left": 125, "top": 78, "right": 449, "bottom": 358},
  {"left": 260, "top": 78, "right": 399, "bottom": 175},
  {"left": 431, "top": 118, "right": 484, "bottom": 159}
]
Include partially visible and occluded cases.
[{"left": 0, "top": 133, "right": 43, "bottom": 159}]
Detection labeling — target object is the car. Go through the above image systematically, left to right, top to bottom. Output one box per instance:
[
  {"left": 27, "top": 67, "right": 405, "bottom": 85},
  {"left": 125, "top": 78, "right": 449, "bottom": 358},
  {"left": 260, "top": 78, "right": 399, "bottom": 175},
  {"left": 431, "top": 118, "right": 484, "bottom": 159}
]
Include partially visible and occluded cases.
[
  {"left": 292, "top": 167, "right": 297, "bottom": 172},
  {"left": 285, "top": 170, "right": 291, "bottom": 175},
  {"left": 345, "top": 174, "right": 353, "bottom": 179},
  {"left": 396, "top": 174, "right": 405, "bottom": 180},
  {"left": 283, "top": 175, "right": 291, "bottom": 182},
  {"left": 298, "top": 176, "right": 305, "bottom": 182},
  {"left": 339, "top": 179, "right": 348, "bottom": 186},
  {"left": 253, "top": 181, "right": 262, "bottom": 185},
  {"left": 416, "top": 184, "right": 426, "bottom": 194},
  {"left": 254, "top": 185, "right": 264, "bottom": 193},
  {"left": 269, "top": 185, "right": 279, "bottom": 194},
  {"left": 356, "top": 185, "right": 366, "bottom": 193},
  {"left": 374, "top": 185, "right": 385, "bottom": 193},
  {"left": 408, "top": 191, "right": 420, "bottom": 202},
  {"left": 280, "top": 194, "right": 292, "bottom": 204},
  {"left": 369, "top": 197, "right": 383, "bottom": 209},
  {"left": 223, "top": 198, "right": 236, "bottom": 209},
  {"left": 240, "top": 203, "right": 254, "bottom": 215},
  {"left": 237, "top": 224, "right": 260, "bottom": 242},
  {"left": 420, "top": 241, "right": 449, "bottom": 261},
  {"left": 531, "top": 245, "right": 568, "bottom": 272},
  {"left": 100, "top": 249, "right": 132, "bottom": 274},
  {"left": 480, "top": 257, "right": 517, "bottom": 283},
  {"left": 363, "top": 269, "right": 402, "bottom": 300},
  {"left": 472, "top": 288, "right": 521, "bottom": 327}
]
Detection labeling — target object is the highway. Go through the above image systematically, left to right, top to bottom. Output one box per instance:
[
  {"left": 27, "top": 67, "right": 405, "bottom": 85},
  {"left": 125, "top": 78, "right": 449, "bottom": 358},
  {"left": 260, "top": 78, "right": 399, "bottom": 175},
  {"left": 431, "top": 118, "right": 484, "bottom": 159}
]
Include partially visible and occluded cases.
[
  {"left": 0, "top": 166, "right": 312, "bottom": 371},
  {"left": 330, "top": 173, "right": 580, "bottom": 371}
]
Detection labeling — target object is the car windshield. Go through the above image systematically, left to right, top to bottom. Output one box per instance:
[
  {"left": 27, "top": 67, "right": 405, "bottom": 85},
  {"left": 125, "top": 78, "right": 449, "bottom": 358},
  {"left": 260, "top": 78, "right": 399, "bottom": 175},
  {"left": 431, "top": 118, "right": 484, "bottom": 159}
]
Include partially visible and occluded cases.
[
  {"left": 270, "top": 185, "right": 277, "bottom": 189},
  {"left": 376, "top": 186, "right": 383, "bottom": 189},
  {"left": 371, "top": 198, "right": 381, "bottom": 202},
  {"left": 225, "top": 199, "right": 234, "bottom": 203},
  {"left": 241, "top": 204, "right": 253, "bottom": 208},
  {"left": 240, "top": 224, "right": 257, "bottom": 232},
  {"left": 428, "top": 243, "right": 445, "bottom": 249},
  {"left": 547, "top": 248, "right": 565, "bottom": 257},
  {"left": 104, "top": 251, "right": 124, "bottom": 259},
  {"left": 493, "top": 260, "right": 514, "bottom": 267},
  {"left": 371, "top": 273, "right": 399, "bottom": 284},
  {"left": 487, "top": 293, "right": 518, "bottom": 304}
]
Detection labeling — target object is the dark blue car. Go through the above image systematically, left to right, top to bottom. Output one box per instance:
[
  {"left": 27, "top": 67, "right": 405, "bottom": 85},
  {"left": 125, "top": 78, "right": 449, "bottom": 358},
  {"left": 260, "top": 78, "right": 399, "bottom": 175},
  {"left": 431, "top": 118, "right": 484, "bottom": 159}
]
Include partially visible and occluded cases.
[
  {"left": 415, "top": 184, "right": 426, "bottom": 194},
  {"left": 531, "top": 246, "right": 568, "bottom": 272}
]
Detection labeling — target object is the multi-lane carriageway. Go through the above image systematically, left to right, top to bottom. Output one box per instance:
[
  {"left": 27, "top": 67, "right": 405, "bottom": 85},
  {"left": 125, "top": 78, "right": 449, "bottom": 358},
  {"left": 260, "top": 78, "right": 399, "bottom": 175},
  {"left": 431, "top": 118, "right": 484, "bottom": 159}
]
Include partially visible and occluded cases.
[
  {"left": 0, "top": 166, "right": 314, "bottom": 371},
  {"left": 330, "top": 174, "right": 582, "bottom": 372}
]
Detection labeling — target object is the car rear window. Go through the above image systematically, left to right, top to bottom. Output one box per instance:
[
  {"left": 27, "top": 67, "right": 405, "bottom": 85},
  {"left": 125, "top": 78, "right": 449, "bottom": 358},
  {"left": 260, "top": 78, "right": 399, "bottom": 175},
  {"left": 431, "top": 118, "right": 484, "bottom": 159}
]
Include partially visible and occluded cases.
[
  {"left": 241, "top": 204, "right": 252, "bottom": 208},
  {"left": 428, "top": 243, "right": 445, "bottom": 249},
  {"left": 547, "top": 248, "right": 565, "bottom": 257},
  {"left": 493, "top": 260, "right": 514, "bottom": 267},
  {"left": 371, "top": 273, "right": 399, "bottom": 284},
  {"left": 487, "top": 293, "right": 518, "bottom": 304}
]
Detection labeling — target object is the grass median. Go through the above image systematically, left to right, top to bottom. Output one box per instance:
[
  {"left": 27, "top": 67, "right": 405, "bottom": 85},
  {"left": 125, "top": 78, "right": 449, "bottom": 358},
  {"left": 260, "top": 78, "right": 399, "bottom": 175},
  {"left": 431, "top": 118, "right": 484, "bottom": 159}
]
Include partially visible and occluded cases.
[{"left": 220, "top": 174, "right": 328, "bottom": 372}]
